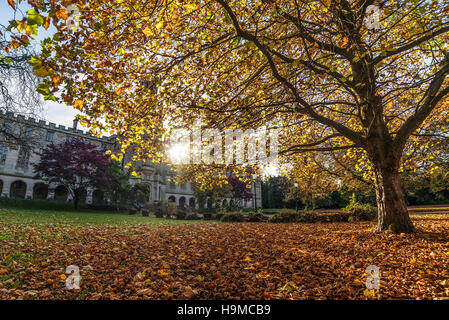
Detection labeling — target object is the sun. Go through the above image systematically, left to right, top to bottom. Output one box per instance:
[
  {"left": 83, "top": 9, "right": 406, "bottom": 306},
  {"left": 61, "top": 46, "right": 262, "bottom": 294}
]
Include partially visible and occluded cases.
[{"left": 167, "top": 143, "right": 190, "bottom": 164}]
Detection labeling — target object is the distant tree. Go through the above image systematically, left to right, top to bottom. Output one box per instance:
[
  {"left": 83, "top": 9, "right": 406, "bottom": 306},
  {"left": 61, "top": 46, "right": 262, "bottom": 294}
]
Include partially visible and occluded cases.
[
  {"left": 33, "top": 138, "right": 110, "bottom": 209},
  {"left": 101, "top": 160, "right": 132, "bottom": 211},
  {"left": 101, "top": 160, "right": 152, "bottom": 211},
  {"left": 191, "top": 175, "right": 252, "bottom": 210},
  {"left": 227, "top": 176, "right": 253, "bottom": 208},
  {"left": 262, "top": 176, "right": 290, "bottom": 209},
  {"left": 129, "top": 183, "right": 151, "bottom": 207}
]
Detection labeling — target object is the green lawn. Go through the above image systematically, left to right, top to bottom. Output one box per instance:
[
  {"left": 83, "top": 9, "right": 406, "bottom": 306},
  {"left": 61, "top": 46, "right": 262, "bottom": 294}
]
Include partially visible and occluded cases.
[{"left": 0, "top": 207, "right": 203, "bottom": 227}]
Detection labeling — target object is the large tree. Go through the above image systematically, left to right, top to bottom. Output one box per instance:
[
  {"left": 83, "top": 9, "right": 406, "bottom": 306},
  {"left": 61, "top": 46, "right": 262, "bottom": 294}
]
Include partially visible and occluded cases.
[
  {"left": 7, "top": 0, "right": 449, "bottom": 232},
  {"left": 34, "top": 138, "right": 110, "bottom": 208}
]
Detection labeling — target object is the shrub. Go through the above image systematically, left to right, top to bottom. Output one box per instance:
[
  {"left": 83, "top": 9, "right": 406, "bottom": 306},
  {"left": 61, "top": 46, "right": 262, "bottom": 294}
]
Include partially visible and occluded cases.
[
  {"left": 343, "top": 194, "right": 377, "bottom": 221},
  {"left": 160, "top": 200, "right": 177, "bottom": 218},
  {"left": 215, "top": 207, "right": 227, "bottom": 215},
  {"left": 129, "top": 208, "right": 138, "bottom": 215},
  {"left": 141, "top": 209, "right": 150, "bottom": 217},
  {"left": 296, "top": 209, "right": 318, "bottom": 222},
  {"left": 154, "top": 210, "right": 164, "bottom": 218},
  {"left": 175, "top": 210, "right": 187, "bottom": 220},
  {"left": 267, "top": 210, "right": 318, "bottom": 223},
  {"left": 269, "top": 210, "right": 300, "bottom": 223},
  {"left": 220, "top": 212, "right": 246, "bottom": 222},
  {"left": 246, "top": 212, "right": 268, "bottom": 222},
  {"left": 316, "top": 212, "right": 349, "bottom": 223},
  {"left": 185, "top": 213, "right": 201, "bottom": 220},
  {"left": 203, "top": 213, "right": 213, "bottom": 220},
  {"left": 213, "top": 213, "right": 225, "bottom": 220},
  {"left": 269, "top": 213, "right": 287, "bottom": 223}
]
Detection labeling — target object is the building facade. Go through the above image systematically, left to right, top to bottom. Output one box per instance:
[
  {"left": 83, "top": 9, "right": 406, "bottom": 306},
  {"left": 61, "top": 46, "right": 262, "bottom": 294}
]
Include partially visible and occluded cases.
[{"left": 0, "top": 112, "right": 262, "bottom": 209}]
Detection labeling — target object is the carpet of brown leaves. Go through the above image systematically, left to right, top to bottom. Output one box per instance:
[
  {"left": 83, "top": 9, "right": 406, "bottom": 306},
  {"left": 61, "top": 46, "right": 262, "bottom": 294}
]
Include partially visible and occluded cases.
[{"left": 1, "top": 215, "right": 449, "bottom": 300}]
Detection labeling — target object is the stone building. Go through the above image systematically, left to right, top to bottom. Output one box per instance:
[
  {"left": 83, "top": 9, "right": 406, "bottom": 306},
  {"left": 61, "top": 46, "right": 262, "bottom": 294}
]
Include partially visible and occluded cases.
[{"left": 0, "top": 111, "right": 262, "bottom": 209}]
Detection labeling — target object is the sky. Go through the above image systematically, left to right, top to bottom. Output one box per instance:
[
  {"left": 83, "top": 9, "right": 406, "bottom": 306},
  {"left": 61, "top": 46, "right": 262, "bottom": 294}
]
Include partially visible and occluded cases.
[{"left": 1, "top": 1, "right": 82, "bottom": 128}]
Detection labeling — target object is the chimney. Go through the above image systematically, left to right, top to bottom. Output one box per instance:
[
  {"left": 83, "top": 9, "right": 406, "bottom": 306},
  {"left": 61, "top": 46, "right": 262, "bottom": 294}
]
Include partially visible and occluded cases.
[{"left": 73, "top": 118, "right": 78, "bottom": 132}]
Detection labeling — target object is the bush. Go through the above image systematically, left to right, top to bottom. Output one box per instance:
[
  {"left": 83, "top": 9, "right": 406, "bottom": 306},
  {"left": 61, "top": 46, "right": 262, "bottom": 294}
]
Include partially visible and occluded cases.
[
  {"left": 343, "top": 194, "right": 377, "bottom": 221},
  {"left": 160, "top": 200, "right": 177, "bottom": 218},
  {"left": 129, "top": 208, "right": 138, "bottom": 215},
  {"left": 141, "top": 209, "right": 150, "bottom": 217},
  {"left": 296, "top": 209, "right": 318, "bottom": 223},
  {"left": 154, "top": 210, "right": 164, "bottom": 218},
  {"left": 175, "top": 210, "right": 187, "bottom": 220},
  {"left": 267, "top": 210, "right": 318, "bottom": 223},
  {"left": 269, "top": 210, "right": 300, "bottom": 223},
  {"left": 220, "top": 212, "right": 246, "bottom": 222},
  {"left": 246, "top": 212, "right": 268, "bottom": 222},
  {"left": 316, "top": 212, "right": 349, "bottom": 223},
  {"left": 185, "top": 213, "right": 201, "bottom": 220},
  {"left": 203, "top": 213, "right": 213, "bottom": 220},
  {"left": 213, "top": 213, "right": 225, "bottom": 220},
  {"left": 269, "top": 213, "right": 287, "bottom": 223}
]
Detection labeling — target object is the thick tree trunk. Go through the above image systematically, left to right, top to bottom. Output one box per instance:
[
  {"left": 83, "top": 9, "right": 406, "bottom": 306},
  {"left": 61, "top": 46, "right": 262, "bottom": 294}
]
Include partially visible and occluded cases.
[
  {"left": 373, "top": 165, "right": 414, "bottom": 233},
  {"left": 74, "top": 193, "right": 79, "bottom": 210}
]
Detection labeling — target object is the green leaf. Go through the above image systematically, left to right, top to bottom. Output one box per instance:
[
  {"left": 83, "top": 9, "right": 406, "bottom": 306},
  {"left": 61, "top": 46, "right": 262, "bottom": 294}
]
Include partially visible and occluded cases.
[
  {"left": 27, "top": 9, "right": 44, "bottom": 26},
  {"left": 6, "top": 20, "right": 18, "bottom": 31},
  {"left": 0, "top": 56, "right": 13, "bottom": 65},
  {"left": 28, "top": 56, "right": 42, "bottom": 69},
  {"left": 34, "top": 67, "right": 49, "bottom": 77},
  {"left": 37, "top": 83, "right": 50, "bottom": 95},
  {"left": 44, "top": 94, "right": 57, "bottom": 101}
]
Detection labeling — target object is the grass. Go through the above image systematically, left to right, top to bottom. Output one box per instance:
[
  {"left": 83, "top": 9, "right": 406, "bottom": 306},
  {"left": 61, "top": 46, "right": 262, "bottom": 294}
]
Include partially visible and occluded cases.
[{"left": 0, "top": 207, "right": 204, "bottom": 227}]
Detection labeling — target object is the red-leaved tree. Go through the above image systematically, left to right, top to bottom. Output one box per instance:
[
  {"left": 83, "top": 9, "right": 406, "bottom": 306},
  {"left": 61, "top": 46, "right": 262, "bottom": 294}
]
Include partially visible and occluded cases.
[
  {"left": 33, "top": 138, "right": 110, "bottom": 209},
  {"left": 227, "top": 176, "right": 253, "bottom": 207}
]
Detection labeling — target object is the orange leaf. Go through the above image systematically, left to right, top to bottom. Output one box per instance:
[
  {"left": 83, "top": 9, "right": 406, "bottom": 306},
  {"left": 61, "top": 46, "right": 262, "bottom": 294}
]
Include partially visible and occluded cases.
[
  {"left": 7, "top": 0, "right": 16, "bottom": 9},
  {"left": 55, "top": 7, "right": 69, "bottom": 20},
  {"left": 44, "top": 16, "right": 51, "bottom": 30},
  {"left": 73, "top": 99, "right": 84, "bottom": 109}
]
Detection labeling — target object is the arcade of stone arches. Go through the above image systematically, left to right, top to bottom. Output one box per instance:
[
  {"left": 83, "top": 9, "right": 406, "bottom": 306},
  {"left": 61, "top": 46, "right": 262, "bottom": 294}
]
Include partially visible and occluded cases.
[{"left": 0, "top": 179, "right": 105, "bottom": 204}]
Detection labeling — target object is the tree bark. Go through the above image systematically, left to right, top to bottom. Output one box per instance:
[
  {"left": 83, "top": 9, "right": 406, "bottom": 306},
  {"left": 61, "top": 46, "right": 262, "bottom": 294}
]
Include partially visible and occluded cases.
[
  {"left": 373, "top": 165, "right": 414, "bottom": 233},
  {"left": 74, "top": 190, "right": 79, "bottom": 210}
]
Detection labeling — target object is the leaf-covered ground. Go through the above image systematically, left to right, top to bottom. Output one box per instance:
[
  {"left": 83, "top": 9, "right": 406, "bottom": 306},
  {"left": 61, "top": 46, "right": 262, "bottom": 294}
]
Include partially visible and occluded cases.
[{"left": 1, "top": 208, "right": 449, "bottom": 300}]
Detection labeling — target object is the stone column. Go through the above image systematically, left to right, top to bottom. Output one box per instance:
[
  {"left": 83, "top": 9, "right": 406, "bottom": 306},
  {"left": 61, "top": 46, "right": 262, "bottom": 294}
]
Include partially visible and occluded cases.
[
  {"left": 25, "top": 182, "right": 34, "bottom": 200},
  {"left": 47, "top": 188, "right": 55, "bottom": 201},
  {"left": 86, "top": 189, "right": 93, "bottom": 204}
]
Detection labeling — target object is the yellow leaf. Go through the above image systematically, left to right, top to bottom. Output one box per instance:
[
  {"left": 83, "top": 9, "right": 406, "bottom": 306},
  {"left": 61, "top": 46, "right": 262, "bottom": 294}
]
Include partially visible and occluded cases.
[
  {"left": 184, "top": 3, "right": 197, "bottom": 13},
  {"left": 155, "top": 21, "right": 164, "bottom": 30},
  {"left": 143, "top": 27, "right": 152, "bottom": 37},
  {"left": 73, "top": 99, "right": 84, "bottom": 109},
  {"left": 243, "top": 256, "right": 251, "bottom": 262},
  {"left": 157, "top": 269, "right": 169, "bottom": 276},
  {"left": 60, "top": 274, "right": 67, "bottom": 280},
  {"left": 196, "top": 275, "right": 204, "bottom": 281},
  {"left": 363, "top": 289, "right": 376, "bottom": 297}
]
